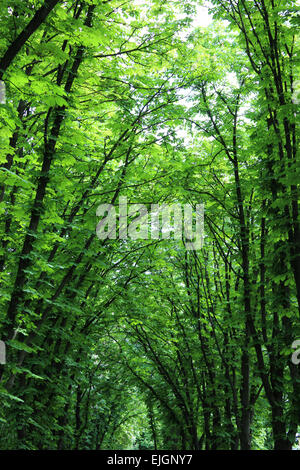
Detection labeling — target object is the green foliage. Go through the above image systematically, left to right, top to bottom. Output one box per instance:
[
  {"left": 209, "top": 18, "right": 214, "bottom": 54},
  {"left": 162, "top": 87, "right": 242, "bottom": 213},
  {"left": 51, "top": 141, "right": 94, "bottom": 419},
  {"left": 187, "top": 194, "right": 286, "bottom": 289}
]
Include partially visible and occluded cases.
[{"left": 0, "top": 0, "right": 299, "bottom": 451}]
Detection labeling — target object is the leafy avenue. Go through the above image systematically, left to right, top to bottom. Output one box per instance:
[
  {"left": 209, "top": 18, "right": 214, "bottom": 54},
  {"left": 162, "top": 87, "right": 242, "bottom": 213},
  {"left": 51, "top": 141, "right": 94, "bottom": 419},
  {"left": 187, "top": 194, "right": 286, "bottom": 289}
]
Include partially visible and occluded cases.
[{"left": 0, "top": 0, "right": 299, "bottom": 450}]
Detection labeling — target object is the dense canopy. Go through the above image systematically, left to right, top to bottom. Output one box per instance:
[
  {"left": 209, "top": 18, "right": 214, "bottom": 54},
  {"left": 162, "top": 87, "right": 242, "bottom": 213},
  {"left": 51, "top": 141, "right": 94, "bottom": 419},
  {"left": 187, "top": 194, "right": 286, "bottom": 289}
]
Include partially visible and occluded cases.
[{"left": 0, "top": 0, "right": 299, "bottom": 451}]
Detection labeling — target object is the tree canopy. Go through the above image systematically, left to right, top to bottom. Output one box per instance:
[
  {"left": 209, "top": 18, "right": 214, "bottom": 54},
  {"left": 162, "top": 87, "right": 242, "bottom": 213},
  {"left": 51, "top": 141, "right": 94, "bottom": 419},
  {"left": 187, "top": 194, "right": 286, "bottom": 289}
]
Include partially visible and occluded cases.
[{"left": 0, "top": 0, "right": 299, "bottom": 451}]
